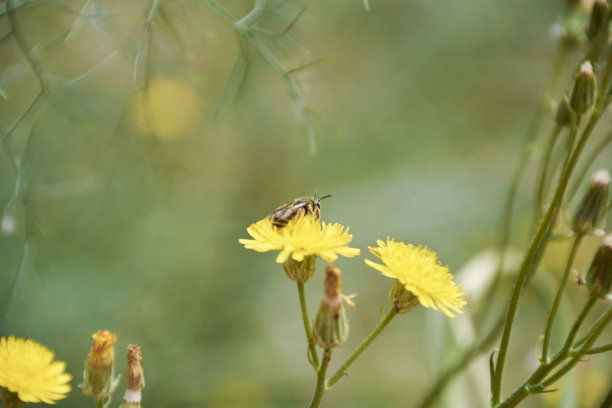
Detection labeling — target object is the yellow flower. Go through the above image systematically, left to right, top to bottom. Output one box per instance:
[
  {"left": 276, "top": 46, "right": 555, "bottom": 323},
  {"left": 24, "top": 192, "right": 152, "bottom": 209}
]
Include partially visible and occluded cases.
[
  {"left": 239, "top": 216, "right": 360, "bottom": 263},
  {"left": 365, "top": 238, "right": 466, "bottom": 317},
  {"left": 82, "top": 330, "right": 119, "bottom": 404},
  {"left": 0, "top": 336, "right": 72, "bottom": 404}
]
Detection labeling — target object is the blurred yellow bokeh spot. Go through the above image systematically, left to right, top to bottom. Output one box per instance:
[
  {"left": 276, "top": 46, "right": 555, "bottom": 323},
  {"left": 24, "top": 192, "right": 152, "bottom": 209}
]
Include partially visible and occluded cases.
[{"left": 129, "top": 77, "right": 203, "bottom": 141}]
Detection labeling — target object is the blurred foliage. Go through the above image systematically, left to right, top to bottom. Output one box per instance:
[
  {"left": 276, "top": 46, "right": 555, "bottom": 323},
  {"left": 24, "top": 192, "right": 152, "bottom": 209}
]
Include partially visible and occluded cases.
[{"left": 0, "top": 0, "right": 611, "bottom": 407}]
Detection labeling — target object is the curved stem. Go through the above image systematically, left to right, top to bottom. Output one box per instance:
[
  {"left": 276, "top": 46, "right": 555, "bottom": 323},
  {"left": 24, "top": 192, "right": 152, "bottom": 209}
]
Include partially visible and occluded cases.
[
  {"left": 474, "top": 44, "right": 568, "bottom": 320},
  {"left": 491, "top": 107, "right": 601, "bottom": 405},
  {"left": 568, "top": 129, "right": 612, "bottom": 201},
  {"left": 541, "top": 233, "right": 584, "bottom": 361},
  {"left": 297, "top": 281, "right": 319, "bottom": 369},
  {"left": 496, "top": 296, "right": 600, "bottom": 408},
  {"left": 541, "top": 300, "right": 610, "bottom": 388},
  {"left": 326, "top": 308, "right": 397, "bottom": 388},
  {"left": 415, "top": 315, "right": 504, "bottom": 408},
  {"left": 308, "top": 348, "right": 332, "bottom": 408},
  {"left": 600, "top": 384, "right": 612, "bottom": 408}
]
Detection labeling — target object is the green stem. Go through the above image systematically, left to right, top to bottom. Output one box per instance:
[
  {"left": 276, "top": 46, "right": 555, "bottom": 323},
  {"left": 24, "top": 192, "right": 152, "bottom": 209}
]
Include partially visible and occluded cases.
[
  {"left": 235, "top": 0, "right": 266, "bottom": 29},
  {"left": 474, "top": 44, "right": 568, "bottom": 320},
  {"left": 491, "top": 106, "right": 601, "bottom": 405},
  {"left": 535, "top": 124, "right": 563, "bottom": 220},
  {"left": 568, "top": 129, "right": 612, "bottom": 201},
  {"left": 541, "top": 233, "right": 584, "bottom": 361},
  {"left": 297, "top": 281, "right": 319, "bottom": 369},
  {"left": 559, "top": 295, "right": 597, "bottom": 354},
  {"left": 496, "top": 296, "right": 600, "bottom": 408},
  {"left": 541, "top": 301, "right": 611, "bottom": 388},
  {"left": 326, "top": 308, "right": 397, "bottom": 388},
  {"left": 415, "top": 315, "right": 504, "bottom": 408},
  {"left": 584, "top": 342, "right": 612, "bottom": 355},
  {"left": 308, "top": 348, "right": 332, "bottom": 408},
  {"left": 600, "top": 384, "right": 612, "bottom": 408}
]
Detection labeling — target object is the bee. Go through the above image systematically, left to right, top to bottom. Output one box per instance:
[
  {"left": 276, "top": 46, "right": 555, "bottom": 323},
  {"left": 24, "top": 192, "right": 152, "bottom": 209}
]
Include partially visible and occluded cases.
[{"left": 268, "top": 192, "right": 332, "bottom": 228}]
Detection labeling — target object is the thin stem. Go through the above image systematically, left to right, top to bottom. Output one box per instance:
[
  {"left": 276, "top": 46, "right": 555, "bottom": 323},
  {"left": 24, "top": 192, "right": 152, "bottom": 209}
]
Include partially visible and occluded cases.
[
  {"left": 235, "top": 0, "right": 266, "bottom": 29},
  {"left": 474, "top": 44, "right": 568, "bottom": 320},
  {"left": 492, "top": 106, "right": 601, "bottom": 405},
  {"left": 535, "top": 124, "right": 563, "bottom": 220},
  {"left": 568, "top": 129, "right": 612, "bottom": 201},
  {"left": 541, "top": 233, "right": 584, "bottom": 361},
  {"left": 297, "top": 281, "right": 319, "bottom": 369},
  {"left": 559, "top": 295, "right": 597, "bottom": 354},
  {"left": 496, "top": 296, "right": 600, "bottom": 408},
  {"left": 541, "top": 300, "right": 611, "bottom": 388},
  {"left": 326, "top": 308, "right": 397, "bottom": 388},
  {"left": 415, "top": 315, "right": 504, "bottom": 408},
  {"left": 584, "top": 342, "right": 612, "bottom": 355},
  {"left": 308, "top": 348, "right": 332, "bottom": 408},
  {"left": 600, "top": 384, "right": 612, "bottom": 408}
]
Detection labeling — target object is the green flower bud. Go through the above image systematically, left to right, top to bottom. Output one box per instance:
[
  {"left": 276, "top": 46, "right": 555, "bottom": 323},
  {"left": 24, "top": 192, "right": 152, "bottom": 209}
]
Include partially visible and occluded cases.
[
  {"left": 587, "top": 0, "right": 608, "bottom": 43},
  {"left": 561, "top": 12, "right": 586, "bottom": 49},
  {"left": 570, "top": 61, "right": 597, "bottom": 116},
  {"left": 555, "top": 96, "right": 574, "bottom": 127},
  {"left": 572, "top": 169, "right": 610, "bottom": 234},
  {"left": 585, "top": 236, "right": 612, "bottom": 298},
  {"left": 283, "top": 255, "right": 316, "bottom": 282},
  {"left": 312, "top": 264, "right": 349, "bottom": 348},
  {"left": 389, "top": 280, "right": 419, "bottom": 314},
  {"left": 81, "top": 330, "right": 120, "bottom": 406}
]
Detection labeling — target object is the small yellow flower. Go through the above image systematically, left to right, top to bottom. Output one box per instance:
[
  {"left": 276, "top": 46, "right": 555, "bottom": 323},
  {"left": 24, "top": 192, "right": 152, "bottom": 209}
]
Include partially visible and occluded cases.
[
  {"left": 239, "top": 216, "right": 360, "bottom": 263},
  {"left": 365, "top": 238, "right": 466, "bottom": 318},
  {"left": 82, "top": 330, "right": 119, "bottom": 404},
  {"left": 0, "top": 336, "right": 72, "bottom": 404}
]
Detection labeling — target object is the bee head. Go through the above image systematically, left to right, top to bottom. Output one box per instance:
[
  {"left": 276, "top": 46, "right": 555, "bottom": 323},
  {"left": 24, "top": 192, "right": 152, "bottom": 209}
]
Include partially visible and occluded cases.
[{"left": 314, "top": 194, "right": 332, "bottom": 208}]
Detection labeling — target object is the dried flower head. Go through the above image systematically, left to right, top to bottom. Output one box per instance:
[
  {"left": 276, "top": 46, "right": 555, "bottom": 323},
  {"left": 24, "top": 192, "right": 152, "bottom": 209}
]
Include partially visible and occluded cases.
[{"left": 120, "top": 345, "right": 145, "bottom": 408}]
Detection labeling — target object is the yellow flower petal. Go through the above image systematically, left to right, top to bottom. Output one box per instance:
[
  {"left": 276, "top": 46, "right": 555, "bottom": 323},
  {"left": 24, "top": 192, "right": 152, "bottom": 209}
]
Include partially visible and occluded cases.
[
  {"left": 239, "top": 216, "right": 360, "bottom": 264},
  {"left": 365, "top": 238, "right": 466, "bottom": 318},
  {"left": 0, "top": 336, "right": 72, "bottom": 404}
]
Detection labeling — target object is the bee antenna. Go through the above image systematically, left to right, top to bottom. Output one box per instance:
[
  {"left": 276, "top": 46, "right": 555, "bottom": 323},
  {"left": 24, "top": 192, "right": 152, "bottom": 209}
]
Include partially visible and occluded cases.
[{"left": 318, "top": 194, "right": 332, "bottom": 202}]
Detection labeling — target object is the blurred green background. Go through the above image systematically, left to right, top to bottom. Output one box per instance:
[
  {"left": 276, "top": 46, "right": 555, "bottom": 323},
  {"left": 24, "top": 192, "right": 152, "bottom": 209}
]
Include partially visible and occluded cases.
[{"left": 1, "top": 0, "right": 611, "bottom": 407}]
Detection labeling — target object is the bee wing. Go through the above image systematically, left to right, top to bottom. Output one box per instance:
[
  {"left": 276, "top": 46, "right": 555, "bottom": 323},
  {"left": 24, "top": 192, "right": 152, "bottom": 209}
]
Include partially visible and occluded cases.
[{"left": 268, "top": 203, "right": 294, "bottom": 219}]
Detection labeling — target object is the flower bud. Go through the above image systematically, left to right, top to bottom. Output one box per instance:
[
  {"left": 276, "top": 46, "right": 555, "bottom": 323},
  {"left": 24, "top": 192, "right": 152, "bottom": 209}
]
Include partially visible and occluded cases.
[
  {"left": 587, "top": 0, "right": 608, "bottom": 42},
  {"left": 560, "top": 12, "right": 585, "bottom": 48},
  {"left": 570, "top": 61, "right": 597, "bottom": 116},
  {"left": 555, "top": 96, "right": 574, "bottom": 127},
  {"left": 572, "top": 169, "right": 610, "bottom": 234},
  {"left": 585, "top": 235, "right": 612, "bottom": 298},
  {"left": 283, "top": 255, "right": 316, "bottom": 282},
  {"left": 312, "top": 264, "right": 349, "bottom": 348},
  {"left": 389, "top": 280, "right": 419, "bottom": 314},
  {"left": 81, "top": 330, "right": 120, "bottom": 405},
  {"left": 119, "top": 345, "right": 145, "bottom": 408}
]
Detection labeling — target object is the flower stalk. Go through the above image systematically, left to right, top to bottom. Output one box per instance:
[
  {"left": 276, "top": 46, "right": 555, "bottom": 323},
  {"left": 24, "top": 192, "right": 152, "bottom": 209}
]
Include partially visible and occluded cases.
[
  {"left": 491, "top": 90, "right": 603, "bottom": 406},
  {"left": 540, "top": 233, "right": 584, "bottom": 362},
  {"left": 298, "top": 281, "right": 320, "bottom": 369},
  {"left": 326, "top": 308, "right": 397, "bottom": 388},
  {"left": 308, "top": 348, "right": 332, "bottom": 408}
]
